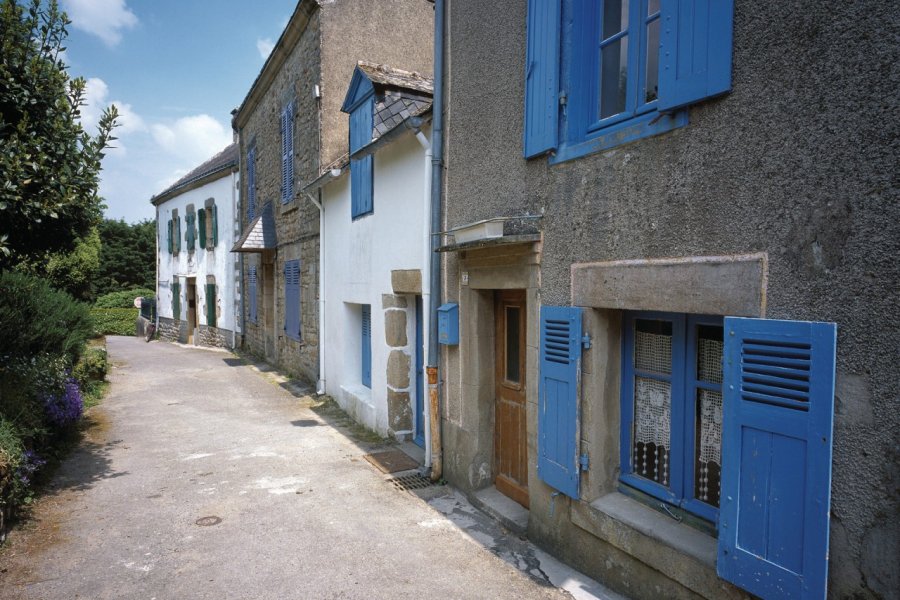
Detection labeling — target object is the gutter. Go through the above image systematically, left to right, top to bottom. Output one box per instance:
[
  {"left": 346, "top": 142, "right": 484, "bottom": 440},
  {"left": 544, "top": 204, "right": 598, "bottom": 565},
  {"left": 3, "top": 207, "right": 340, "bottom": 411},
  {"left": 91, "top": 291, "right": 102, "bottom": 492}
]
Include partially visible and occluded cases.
[{"left": 427, "top": 0, "right": 446, "bottom": 481}]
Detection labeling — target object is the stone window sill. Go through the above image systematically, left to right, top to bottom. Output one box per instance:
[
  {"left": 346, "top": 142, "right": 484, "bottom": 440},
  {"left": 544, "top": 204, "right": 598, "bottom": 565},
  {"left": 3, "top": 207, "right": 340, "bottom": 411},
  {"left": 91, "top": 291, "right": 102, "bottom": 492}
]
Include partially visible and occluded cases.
[{"left": 571, "top": 492, "right": 724, "bottom": 597}]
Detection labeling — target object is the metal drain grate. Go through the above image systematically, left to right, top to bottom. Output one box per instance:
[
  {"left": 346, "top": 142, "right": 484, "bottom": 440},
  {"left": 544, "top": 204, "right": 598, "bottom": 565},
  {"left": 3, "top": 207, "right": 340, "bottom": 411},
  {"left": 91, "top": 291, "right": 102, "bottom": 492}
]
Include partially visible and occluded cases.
[{"left": 389, "top": 473, "right": 435, "bottom": 492}]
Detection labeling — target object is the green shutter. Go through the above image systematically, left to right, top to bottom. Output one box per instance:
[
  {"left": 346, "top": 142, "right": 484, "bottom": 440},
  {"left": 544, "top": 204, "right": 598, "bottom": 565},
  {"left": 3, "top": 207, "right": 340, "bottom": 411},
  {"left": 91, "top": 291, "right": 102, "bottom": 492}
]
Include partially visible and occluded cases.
[
  {"left": 211, "top": 205, "right": 218, "bottom": 247},
  {"left": 198, "top": 209, "right": 206, "bottom": 249},
  {"left": 175, "top": 217, "right": 182, "bottom": 253},
  {"left": 167, "top": 219, "right": 173, "bottom": 254},
  {"left": 172, "top": 281, "right": 180, "bottom": 320},
  {"left": 206, "top": 283, "right": 216, "bottom": 327}
]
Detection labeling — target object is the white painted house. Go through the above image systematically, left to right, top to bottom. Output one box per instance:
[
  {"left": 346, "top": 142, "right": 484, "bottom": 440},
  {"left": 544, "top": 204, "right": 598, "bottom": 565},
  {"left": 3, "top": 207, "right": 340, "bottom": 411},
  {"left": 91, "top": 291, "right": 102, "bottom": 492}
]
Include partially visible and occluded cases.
[
  {"left": 305, "top": 63, "right": 433, "bottom": 444},
  {"left": 151, "top": 144, "right": 241, "bottom": 348}
]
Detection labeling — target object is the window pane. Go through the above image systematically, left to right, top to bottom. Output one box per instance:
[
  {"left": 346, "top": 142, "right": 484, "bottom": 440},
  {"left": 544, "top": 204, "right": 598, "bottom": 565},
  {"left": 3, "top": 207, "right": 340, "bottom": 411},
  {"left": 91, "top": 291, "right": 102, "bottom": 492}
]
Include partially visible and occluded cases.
[
  {"left": 602, "top": 0, "right": 629, "bottom": 39},
  {"left": 643, "top": 17, "right": 660, "bottom": 104},
  {"left": 600, "top": 38, "right": 629, "bottom": 119},
  {"left": 505, "top": 306, "right": 521, "bottom": 383},
  {"left": 634, "top": 319, "right": 672, "bottom": 374},
  {"left": 697, "top": 324, "right": 724, "bottom": 383},
  {"left": 633, "top": 376, "right": 671, "bottom": 486},
  {"left": 694, "top": 388, "right": 722, "bottom": 507}
]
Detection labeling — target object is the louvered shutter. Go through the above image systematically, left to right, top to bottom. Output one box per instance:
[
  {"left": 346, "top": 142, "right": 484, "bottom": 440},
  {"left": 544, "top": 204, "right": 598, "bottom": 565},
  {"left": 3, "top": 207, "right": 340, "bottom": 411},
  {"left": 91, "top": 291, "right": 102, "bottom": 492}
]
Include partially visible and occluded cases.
[
  {"left": 523, "top": 0, "right": 561, "bottom": 158},
  {"left": 658, "top": 0, "right": 734, "bottom": 112},
  {"left": 350, "top": 98, "right": 374, "bottom": 218},
  {"left": 281, "top": 103, "right": 294, "bottom": 204},
  {"left": 247, "top": 148, "right": 256, "bottom": 221},
  {"left": 211, "top": 204, "right": 218, "bottom": 247},
  {"left": 198, "top": 209, "right": 206, "bottom": 249},
  {"left": 175, "top": 217, "right": 182, "bottom": 253},
  {"left": 167, "top": 219, "right": 173, "bottom": 254},
  {"left": 283, "top": 260, "right": 300, "bottom": 339},
  {"left": 248, "top": 266, "right": 258, "bottom": 323},
  {"left": 171, "top": 281, "right": 180, "bottom": 321},
  {"left": 206, "top": 283, "right": 216, "bottom": 327},
  {"left": 361, "top": 305, "right": 372, "bottom": 388},
  {"left": 537, "top": 305, "right": 583, "bottom": 498},
  {"left": 718, "top": 317, "right": 837, "bottom": 600}
]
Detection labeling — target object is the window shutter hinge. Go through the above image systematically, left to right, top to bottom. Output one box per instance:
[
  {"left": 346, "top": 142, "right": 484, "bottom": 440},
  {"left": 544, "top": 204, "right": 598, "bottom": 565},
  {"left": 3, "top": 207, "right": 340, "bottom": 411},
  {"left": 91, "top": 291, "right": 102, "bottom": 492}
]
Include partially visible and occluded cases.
[
  {"left": 559, "top": 90, "right": 568, "bottom": 106},
  {"left": 581, "top": 333, "right": 592, "bottom": 349},
  {"left": 579, "top": 453, "right": 590, "bottom": 471}
]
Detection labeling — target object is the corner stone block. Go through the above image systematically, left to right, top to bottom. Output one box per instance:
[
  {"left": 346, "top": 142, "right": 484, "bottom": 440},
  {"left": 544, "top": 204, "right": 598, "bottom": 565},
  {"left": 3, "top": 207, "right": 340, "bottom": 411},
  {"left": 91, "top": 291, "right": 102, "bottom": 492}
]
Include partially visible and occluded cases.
[
  {"left": 391, "top": 269, "right": 422, "bottom": 295},
  {"left": 382, "top": 294, "right": 408, "bottom": 309},
  {"left": 384, "top": 309, "right": 408, "bottom": 347},
  {"left": 387, "top": 350, "right": 411, "bottom": 389},
  {"left": 387, "top": 389, "right": 413, "bottom": 431}
]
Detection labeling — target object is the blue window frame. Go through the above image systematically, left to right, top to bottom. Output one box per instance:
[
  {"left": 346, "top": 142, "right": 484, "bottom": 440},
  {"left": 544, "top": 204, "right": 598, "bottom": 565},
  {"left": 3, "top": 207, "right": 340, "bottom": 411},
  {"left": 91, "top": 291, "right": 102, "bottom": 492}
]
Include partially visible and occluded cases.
[
  {"left": 525, "top": 0, "right": 734, "bottom": 163},
  {"left": 349, "top": 97, "right": 374, "bottom": 219},
  {"left": 281, "top": 103, "right": 294, "bottom": 204},
  {"left": 247, "top": 146, "right": 257, "bottom": 221},
  {"left": 283, "top": 259, "right": 301, "bottom": 340},
  {"left": 248, "top": 266, "right": 258, "bottom": 324},
  {"left": 361, "top": 304, "right": 372, "bottom": 388},
  {"left": 620, "top": 311, "right": 723, "bottom": 523}
]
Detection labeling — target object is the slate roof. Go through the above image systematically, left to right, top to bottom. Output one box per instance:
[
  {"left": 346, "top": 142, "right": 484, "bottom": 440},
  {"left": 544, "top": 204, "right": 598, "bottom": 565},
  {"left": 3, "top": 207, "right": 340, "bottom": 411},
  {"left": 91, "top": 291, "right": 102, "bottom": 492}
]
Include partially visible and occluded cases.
[
  {"left": 355, "top": 62, "right": 433, "bottom": 142},
  {"left": 151, "top": 143, "right": 238, "bottom": 206},
  {"left": 231, "top": 202, "right": 277, "bottom": 253}
]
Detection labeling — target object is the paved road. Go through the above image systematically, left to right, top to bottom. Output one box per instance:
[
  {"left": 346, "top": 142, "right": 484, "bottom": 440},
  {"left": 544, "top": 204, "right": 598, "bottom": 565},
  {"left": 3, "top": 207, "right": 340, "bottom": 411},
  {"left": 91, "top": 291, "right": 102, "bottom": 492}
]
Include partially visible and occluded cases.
[{"left": 0, "top": 337, "right": 611, "bottom": 600}]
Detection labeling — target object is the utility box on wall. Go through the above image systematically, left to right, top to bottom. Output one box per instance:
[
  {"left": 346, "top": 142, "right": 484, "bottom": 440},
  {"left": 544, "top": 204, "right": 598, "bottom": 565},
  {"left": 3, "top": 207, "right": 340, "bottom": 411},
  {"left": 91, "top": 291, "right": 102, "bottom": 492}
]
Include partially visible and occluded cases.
[{"left": 437, "top": 303, "right": 459, "bottom": 345}]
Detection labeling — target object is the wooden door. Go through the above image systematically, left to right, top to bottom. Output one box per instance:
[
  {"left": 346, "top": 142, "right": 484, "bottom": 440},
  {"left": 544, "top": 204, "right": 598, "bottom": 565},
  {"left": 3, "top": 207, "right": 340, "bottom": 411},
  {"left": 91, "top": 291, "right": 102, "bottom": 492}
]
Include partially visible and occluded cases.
[{"left": 495, "top": 290, "right": 528, "bottom": 507}]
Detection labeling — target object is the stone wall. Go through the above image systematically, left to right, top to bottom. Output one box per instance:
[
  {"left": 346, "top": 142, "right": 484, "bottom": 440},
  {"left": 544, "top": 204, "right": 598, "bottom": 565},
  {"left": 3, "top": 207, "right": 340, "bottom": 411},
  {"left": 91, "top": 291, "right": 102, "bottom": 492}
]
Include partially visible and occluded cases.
[
  {"left": 443, "top": 0, "right": 899, "bottom": 597},
  {"left": 382, "top": 294, "right": 413, "bottom": 439}
]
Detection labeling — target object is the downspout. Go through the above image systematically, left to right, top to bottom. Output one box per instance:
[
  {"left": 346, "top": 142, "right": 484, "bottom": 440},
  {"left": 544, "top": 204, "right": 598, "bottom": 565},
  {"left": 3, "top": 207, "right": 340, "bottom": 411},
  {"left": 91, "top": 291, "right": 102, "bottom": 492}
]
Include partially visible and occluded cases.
[
  {"left": 427, "top": 0, "right": 446, "bottom": 482},
  {"left": 233, "top": 115, "right": 246, "bottom": 350},
  {"left": 413, "top": 129, "right": 433, "bottom": 468},
  {"left": 231, "top": 168, "right": 239, "bottom": 350},
  {"left": 305, "top": 190, "right": 326, "bottom": 396},
  {"left": 155, "top": 205, "right": 160, "bottom": 333}
]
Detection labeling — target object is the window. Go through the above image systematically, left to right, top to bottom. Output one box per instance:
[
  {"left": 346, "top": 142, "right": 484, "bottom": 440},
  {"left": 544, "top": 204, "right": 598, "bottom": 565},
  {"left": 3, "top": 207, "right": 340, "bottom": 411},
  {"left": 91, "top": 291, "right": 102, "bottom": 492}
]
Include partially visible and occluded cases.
[
  {"left": 524, "top": 0, "right": 734, "bottom": 163},
  {"left": 349, "top": 97, "right": 374, "bottom": 219},
  {"left": 281, "top": 102, "right": 295, "bottom": 204},
  {"left": 247, "top": 146, "right": 257, "bottom": 221},
  {"left": 198, "top": 199, "right": 217, "bottom": 250},
  {"left": 283, "top": 259, "right": 301, "bottom": 340},
  {"left": 248, "top": 266, "right": 258, "bottom": 324},
  {"left": 361, "top": 304, "right": 371, "bottom": 388},
  {"left": 537, "top": 307, "right": 839, "bottom": 599},
  {"left": 620, "top": 312, "right": 723, "bottom": 523}
]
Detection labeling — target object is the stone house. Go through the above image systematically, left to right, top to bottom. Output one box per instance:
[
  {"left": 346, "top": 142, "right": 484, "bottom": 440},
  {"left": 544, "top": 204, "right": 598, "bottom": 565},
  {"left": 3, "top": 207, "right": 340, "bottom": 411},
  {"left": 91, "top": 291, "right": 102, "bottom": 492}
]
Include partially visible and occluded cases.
[
  {"left": 231, "top": 0, "right": 433, "bottom": 385},
  {"left": 435, "top": 1, "right": 898, "bottom": 599},
  {"left": 304, "top": 62, "right": 433, "bottom": 442},
  {"left": 152, "top": 143, "right": 241, "bottom": 348}
]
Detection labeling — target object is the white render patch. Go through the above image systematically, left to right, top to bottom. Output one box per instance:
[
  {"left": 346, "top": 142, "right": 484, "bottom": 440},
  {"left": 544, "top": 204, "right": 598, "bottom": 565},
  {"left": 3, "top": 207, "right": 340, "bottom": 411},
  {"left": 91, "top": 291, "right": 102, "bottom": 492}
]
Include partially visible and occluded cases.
[
  {"left": 180, "top": 453, "right": 214, "bottom": 461},
  {"left": 251, "top": 476, "right": 306, "bottom": 495}
]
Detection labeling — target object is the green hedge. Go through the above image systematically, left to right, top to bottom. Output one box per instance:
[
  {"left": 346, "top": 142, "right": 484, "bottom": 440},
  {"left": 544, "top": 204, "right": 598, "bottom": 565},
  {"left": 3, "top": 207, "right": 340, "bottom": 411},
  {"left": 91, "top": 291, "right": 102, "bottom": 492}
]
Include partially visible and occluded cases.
[
  {"left": 94, "top": 288, "right": 155, "bottom": 309},
  {"left": 91, "top": 308, "right": 138, "bottom": 336}
]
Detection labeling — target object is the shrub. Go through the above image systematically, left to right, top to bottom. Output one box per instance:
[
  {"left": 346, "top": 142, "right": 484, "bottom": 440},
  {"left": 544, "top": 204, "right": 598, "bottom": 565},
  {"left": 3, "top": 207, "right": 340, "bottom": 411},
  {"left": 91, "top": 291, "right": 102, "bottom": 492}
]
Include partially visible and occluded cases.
[
  {"left": 0, "top": 272, "right": 93, "bottom": 364},
  {"left": 94, "top": 288, "right": 156, "bottom": 309},
  {"left": 90, "top": 308, "right": 138, "bottom": 336},
  {"left": 73, "top": 346, "right": 107, "bottom": 387},
  {"left": 43, "top": 378, "right": 83, "bottom": 428}
]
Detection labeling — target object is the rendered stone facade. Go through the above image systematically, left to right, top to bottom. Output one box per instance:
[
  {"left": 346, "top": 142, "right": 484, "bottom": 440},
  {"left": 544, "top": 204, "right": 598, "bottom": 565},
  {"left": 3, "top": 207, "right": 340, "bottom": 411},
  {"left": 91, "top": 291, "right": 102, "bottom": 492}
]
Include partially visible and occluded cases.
[{"left": 440, "top": 1, "right": 899, "bottom": 598}]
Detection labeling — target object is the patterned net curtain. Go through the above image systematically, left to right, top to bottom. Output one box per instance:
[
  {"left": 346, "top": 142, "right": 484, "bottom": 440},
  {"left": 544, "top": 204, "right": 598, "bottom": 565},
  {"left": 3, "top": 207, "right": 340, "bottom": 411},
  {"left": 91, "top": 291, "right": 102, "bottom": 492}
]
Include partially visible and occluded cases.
[
  {"left": 633, "top": 320, "right": 673, "bottom": 486},
  {"left": 695, "top": 327, "right": 723, "bottom": 506}
]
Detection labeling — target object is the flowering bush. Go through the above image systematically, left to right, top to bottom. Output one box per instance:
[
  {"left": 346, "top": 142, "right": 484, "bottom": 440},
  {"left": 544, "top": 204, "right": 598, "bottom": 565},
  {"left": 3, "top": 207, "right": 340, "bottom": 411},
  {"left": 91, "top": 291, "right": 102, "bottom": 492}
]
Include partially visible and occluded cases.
[
  {"left": 43, "top": 378, "right": 83, "bottom": 428},
  {"left": 14, "top": 450, "right": 46, "bottom": 488}
]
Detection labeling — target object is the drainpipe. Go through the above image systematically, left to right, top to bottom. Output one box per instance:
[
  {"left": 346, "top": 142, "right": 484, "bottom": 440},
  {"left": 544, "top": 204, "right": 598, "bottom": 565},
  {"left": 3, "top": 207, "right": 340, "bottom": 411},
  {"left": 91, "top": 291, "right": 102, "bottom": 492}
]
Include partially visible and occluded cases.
[
  {"left": 427, "top": 0, "right": 446, "bottom": 482},
  {"left": 413, "top": 129, "right": 433, "bottom": 468},
  {"left": 305, "top": 190, "right": 326, "bottom": 396},
  {"left": 155, "top": 205, "right": 160, "bottom": 334}
]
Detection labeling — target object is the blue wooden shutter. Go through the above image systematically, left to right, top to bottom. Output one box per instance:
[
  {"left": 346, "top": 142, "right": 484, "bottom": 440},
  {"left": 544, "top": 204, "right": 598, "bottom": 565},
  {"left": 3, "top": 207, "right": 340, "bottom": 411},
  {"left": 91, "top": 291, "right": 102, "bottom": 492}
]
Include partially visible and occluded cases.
[
  {"left": 523, "top": 0, "right": 561, "bottom": 158},
  {"left": 658, "top": 0, "right": 734, "bottom": 112},
  {"left": 350, "top": 98, "right": 374, "bottom": 218},
  {"left": 281, "top": 103, "right": 294, "bottom": 204},
  {"left": 247, "top": 148, "right": 256, "bottom": 221},
  {"left": 211, "top": 204, "right": 218, "bottom": 247},
  {"left": 198, "top": 209, "right": 206, "bottom": 249},
  {"left": 283, "top": 260, "right": 300, "bottom": 339},
  {"left": 248, "top": 266, "right": 258, "bottom": 323},
  {"left": 361, "top": 305, "right": 372, "bottom": 388},
  {"left": 537, "top": 305, "right": 583, "bottom": 498},
  {"left": 718, "top": 317, "right": 837, "bottom": 600}
]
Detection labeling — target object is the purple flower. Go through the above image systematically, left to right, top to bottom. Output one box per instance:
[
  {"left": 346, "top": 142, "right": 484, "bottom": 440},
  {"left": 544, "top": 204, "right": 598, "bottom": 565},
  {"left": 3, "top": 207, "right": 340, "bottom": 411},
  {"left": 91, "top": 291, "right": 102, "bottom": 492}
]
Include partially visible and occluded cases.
[
  {"left": 43, "top": 377, "right": 84, "bottom": 427},
  {"left": 15, "top": 450, "right": 47, "bottom": 486}
]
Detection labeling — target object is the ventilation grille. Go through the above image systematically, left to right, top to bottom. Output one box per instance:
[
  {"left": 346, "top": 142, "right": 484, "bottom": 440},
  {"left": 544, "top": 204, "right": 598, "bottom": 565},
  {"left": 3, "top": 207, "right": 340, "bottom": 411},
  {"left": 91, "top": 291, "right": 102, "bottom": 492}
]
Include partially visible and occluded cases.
[
  {"left": 543, "top": 318, "right": 571, "bottom": 364},
  {"left": 741, "top": 338, "right": 811, "bottom": 411}
]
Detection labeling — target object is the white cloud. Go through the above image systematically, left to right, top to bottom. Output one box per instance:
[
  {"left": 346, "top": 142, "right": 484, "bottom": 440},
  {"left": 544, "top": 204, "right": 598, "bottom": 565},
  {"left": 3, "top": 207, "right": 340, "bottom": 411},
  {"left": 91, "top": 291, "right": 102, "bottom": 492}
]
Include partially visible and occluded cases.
[
  {"left": 62, "top": 0, "right": 138, "bottom": 47},
  {"left": 257, "top": 37, "right": 275, "bottom": 60},
  {"left": 79, "top": 77, "right": 145, "bottom": 155},
  {"left": 151, "top": 114, "right": 232, "bottom": 166}
]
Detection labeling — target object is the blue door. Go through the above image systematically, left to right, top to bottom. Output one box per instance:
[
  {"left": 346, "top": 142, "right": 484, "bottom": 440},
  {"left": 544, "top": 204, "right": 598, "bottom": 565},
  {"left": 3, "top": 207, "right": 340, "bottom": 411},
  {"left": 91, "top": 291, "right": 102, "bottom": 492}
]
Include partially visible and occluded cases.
[{"left": 414, "top": 296, "right": 425, "bottom": 447}]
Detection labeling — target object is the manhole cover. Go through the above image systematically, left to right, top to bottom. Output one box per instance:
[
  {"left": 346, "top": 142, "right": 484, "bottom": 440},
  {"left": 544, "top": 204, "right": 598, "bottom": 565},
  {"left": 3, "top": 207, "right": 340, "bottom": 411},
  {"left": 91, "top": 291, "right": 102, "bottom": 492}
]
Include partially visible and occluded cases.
[
  {"left": 389, "top": 473, "right": 435, "bottom": 492},
  {"left": 195, "top": 516, "right": 222, "bottom": 526}
]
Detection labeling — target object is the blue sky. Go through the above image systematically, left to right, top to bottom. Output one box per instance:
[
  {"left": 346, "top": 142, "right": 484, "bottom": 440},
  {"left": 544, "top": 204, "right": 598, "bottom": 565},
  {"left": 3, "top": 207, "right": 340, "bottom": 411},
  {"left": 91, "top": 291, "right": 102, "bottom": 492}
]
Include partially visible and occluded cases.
[{"left": 61, "top": 0, "right": 297, "bottom": 223}]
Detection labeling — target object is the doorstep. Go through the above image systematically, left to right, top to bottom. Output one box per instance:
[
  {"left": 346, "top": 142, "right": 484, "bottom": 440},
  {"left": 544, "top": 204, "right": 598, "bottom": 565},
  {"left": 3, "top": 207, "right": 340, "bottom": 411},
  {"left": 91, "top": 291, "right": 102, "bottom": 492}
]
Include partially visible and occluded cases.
[{"left": 470, "top": 485, "right": 529, "bottom": 535}]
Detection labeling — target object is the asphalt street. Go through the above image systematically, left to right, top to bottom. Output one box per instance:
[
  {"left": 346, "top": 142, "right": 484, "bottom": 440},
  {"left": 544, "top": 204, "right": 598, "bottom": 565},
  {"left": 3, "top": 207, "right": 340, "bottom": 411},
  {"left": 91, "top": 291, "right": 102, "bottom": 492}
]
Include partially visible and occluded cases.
[{"left": 0, "top": 337, "right": 618, "bottom": 600}]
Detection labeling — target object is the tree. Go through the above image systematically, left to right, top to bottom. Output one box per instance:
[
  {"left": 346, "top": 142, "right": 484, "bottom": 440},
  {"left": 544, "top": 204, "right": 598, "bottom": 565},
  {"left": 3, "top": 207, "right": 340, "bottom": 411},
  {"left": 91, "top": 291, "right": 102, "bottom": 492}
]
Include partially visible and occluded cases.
[
  {"left": 0, "top": 0, "right": 118, "bottom": 269},
  {"left": 93, "top": 218, "right": 155, "bottom": 297},
  {"left": 15, "top": 227, "right": 101, "bottom": 300}
]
